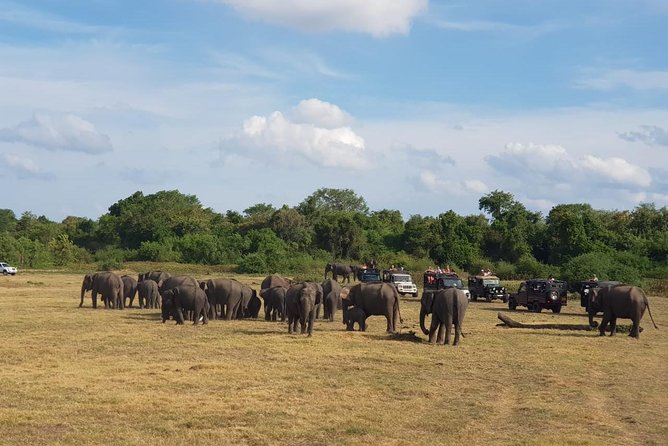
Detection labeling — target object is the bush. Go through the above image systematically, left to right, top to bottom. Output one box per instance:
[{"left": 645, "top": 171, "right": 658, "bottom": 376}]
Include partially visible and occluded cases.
[
  {"left": 136, "top": 240, "right": 180, "bottom": 262},
  {"left": 95, "top": 247, "right": 131, "bottom": 271},
  {"left": 561, "top": 251, "right": 642, "bottom": 286},
  {"left": 236, "top": 253, "right": 267, "bottom": 274},
  {"left": 515, "top": 255, "right": 553, "bottom": 279},
  {"left": 494, "top": 261, "right": 517, "bottom": 280}
]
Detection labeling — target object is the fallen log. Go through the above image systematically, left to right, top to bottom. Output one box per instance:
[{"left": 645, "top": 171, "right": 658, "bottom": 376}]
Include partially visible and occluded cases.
[{"left": 497, "top": 312, "right": 593, "bottom": 331}]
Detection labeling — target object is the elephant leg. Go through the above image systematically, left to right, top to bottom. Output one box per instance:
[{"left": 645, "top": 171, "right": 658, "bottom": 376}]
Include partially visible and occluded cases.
[
  {"left": 92, "top": 291, "right": 98, "bottom": 309},
  {"left": 315, "top": 303, "right": 321, "bottom": 320},
  {"left": 202, "top": 306, "right": 209, "bottom": 324},
  {"left": 175, "top": 308, "right": 185, "bottom": 325},
  {"left": 307, "top": 311, "right": 315, "bottom": 337},
  {"left": 445, "top": 311, "right": 454, "bottom": 345},
  {"left": 598, "top": 313, "right": 610, "bottom": 336},
  {"left": 609, "top": 317, "right": 617, "bottom": 336},
  {"left": 630, "top": 317, "right": 640, "bottom": 338},
  {"left": 361, "top": 318, "right": 367, "bottom": 332},
  {"left": 429, "top": 318, "right": 439, "bottom": 344},
  {"left": 436, "top": 322, "right": 445, "bottom": 344}
]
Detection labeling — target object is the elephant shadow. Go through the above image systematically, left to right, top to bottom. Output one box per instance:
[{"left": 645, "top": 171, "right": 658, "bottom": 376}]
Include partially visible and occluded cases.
[
  {"left": 477, "top": 306, "right": 592, "bottom": 318},
  {"left": 122, "top": 312, "right": 163, "bottom": 321},
  {"left": 233, "top": 328, "right": 287, "bottom": 336},
  {"left": 363, "top": 331, "right": 425, "bottom": 343}
]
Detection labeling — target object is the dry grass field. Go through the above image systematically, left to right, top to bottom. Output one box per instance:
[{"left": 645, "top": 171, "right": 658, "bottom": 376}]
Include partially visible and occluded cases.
[{"left": 1, "top": 271, "right": 666, "bottom": 445}]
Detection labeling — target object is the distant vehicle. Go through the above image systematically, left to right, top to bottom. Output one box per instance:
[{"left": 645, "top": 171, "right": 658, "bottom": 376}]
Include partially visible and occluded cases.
[
  {"left": 0, "top": 262, "right": 17, "bottom": 275},
  {"left": 359, "top": 268, "right": 381, "bottom": 283},
  {"left": 382, "top": 269, "right": 418, "bottom": 297},
  {"left": 423, "top": 271, "right": 471, "bottom": 300},
  {"left": 467, "top": 275, "right": 508, "bottom": 302},
  {"left": 508, "top": 279, "right": 568, "bottom": 313}
]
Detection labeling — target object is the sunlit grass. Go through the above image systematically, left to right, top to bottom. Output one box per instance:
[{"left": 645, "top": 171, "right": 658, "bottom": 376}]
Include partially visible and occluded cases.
[{"left": 0, "top": 272, "right": 666, "bottom": 445}]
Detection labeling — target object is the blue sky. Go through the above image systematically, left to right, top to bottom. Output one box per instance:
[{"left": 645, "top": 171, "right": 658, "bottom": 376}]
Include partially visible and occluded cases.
[{"left": 1, "top": 0, "right": 667, "bottom": 220}]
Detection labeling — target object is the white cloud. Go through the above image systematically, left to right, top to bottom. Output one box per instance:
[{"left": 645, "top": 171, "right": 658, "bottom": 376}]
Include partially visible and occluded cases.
[
  {"left": 216, "top": 0, "right": 428, "bottom": 36},
  {"left": 575, "top": 69, "right": 668, "bottom": 91},
  {"left": 290, "top": 98, "right": 352, "bottom": 128},
  {"left": 227, "top": 101, "right": 367, "bottom": 169},
  {"left": 0, "top": 113, "right": 113, "bottom": 154},
  {"left": 619, "top": 125, "right": 668, "bottom": 146},
  {"left": 486, "top": 142, "right": 651, "bottom": 189},
  {"left": 3, "top": 154, "right": 39, "bottom": 174},
  {"left": 580, "top": 155, "right": 651, "bottom": 188},
  {"left": 420, "top": 171, "right": 488, "bottom": 195}
]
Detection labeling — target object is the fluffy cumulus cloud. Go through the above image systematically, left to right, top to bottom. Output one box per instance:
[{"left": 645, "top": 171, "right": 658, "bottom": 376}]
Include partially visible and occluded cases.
[
  {"left": 217, "top": 0, "right": 428, "bottom": 36},
  {"left": 290, "top": 98, "right": 352, "bottom": 128},
  {"left": 229, "top": 100, "right": 367, "bottom": 169},
  {"left": 0, "top": 114, "right": 113, "bottom": 154},
  {"left": 618, "top": 125, "right": 668, "bottom": 146},
  {"left": 487, "top": 143, "right": 652, "bottom": 189},
  {"left": 1, "top": 154, "right": 52, "bottom": 179},
  {"left": 419, "top": 171, "right": 489, "bottom": 195}
]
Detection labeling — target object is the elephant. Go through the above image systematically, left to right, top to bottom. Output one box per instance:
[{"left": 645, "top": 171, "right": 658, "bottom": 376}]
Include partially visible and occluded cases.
[
  {"left": 325, "top": 263, "right": 353, "bottom": 283},
  {"left": 138, "top": 271, "right": 171, "bottom": 286},
  {"left": 80, "top": 272, "right": 124, "bottom": 309},
  {"left": 261, "top": 274, "right": 291, "bottom": 290},
  {"left": 121, "top": 275, "right": 138, "bottom": 308},
  {"left": 159, "top": 275, "right": 198, "bottom": 294},
  {"left": 204, "top": 278, "right": 244, "bottom": 320},
  {"left": 321, "top": 278, "right": 342, "bottom": 322},
  {"left": 137, "top": 279, "right": 160, "bottom": 309},
  {"left": 285, "top": 282, "right": 318, "bottom": 336},
  {"left": 343, "top": 282, "right": 401, "bottom": 333},
  {"left": 161, "top": 285, "right": 209, "bottom": 325},
  {"left": 237, "top": 285, "right": 261, "bottom": 318},
  {"left": 589, "top": 285, "right": 658, "bottom": 339},
  {"left": 260, "top": 286, "right": 287, "bottom": 321},
  {"left": 420, "top": 289, "right": 468, "bottom": 345},
  {"left": 345, "top": 307, "right": 367, "bottom": 331}
]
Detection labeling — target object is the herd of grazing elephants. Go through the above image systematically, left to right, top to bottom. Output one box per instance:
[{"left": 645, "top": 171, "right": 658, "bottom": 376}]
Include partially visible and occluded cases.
[{"left": 79, "top": 267, "right": 658, "bottom": 343}]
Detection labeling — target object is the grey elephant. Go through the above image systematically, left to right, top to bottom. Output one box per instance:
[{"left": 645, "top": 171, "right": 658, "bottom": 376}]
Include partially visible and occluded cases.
[
  {"left": 325, "top": 263, "right": 353, "bottom": 283},
  {"left": 138, "top": 271, "right": 171, "bottom": 286},
  {"left": 80, "top": 272, "right": 124, "bottom": 309},
  {"left": 261, "top": 274, "right": 291, "bottom": 290},
  {"left": 121, "top": 275, "right": 138, "bottom": 308},
  {"left": 159, "top": 275, "right": 198, "bottom": 294},
  {"left": 205, "top": 278, "right": 244, "bottom": 320},
  {"left": 322, "top": 278, "right": 342, "bottom": 322},
  {"left": 137, "top": 279, "right": 160, "bottom": 309},
  {"left": 285, "top": 282, "right": 318, "bottom": 336},
  {"left": 343, "top": 282, "right": 401, "bottom": 333},
  {"left": 161, "top": 285, "right": 209, "bottom": 325},
  {"left": 237, "top": 285, "right": 261, "bottom": 318},
  {"left": 589, "top": 285, "right": 658, "bottom": 339},
  {"left": 261, "top": 286, "right": 287, "bottom": 321},
  {"left": 420, "top": 288, "right": 468, "bottom": 345},
  {"left": 345, "top": 307, "right": 367, "bottom": 331}
]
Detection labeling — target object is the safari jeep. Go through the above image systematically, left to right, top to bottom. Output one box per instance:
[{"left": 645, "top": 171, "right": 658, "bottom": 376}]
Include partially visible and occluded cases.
[
  {"left": 359, "top": 268, "right": 381, "bottom": 283},
  {"left": 383, "top": 269, "right": 418, "bottom": 297},
  {"left": 423, "top": 271, "right": 471, "bottom": 300},
  {"left": 467, "top": 275, "right": 508, "bottom": 302},
  {"left": 508, "top": 279, "right": 568, "bottom": 313}
]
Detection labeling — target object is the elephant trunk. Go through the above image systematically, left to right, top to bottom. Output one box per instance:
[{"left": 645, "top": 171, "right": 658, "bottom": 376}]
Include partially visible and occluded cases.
[{"left": 420, "top": 307, "right": 429, "bottom": 335}]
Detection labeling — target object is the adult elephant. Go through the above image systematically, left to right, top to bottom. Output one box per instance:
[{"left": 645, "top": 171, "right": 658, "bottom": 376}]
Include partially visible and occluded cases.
[
  {"left": 324, "top": 263, "right": 353, "bottom": 283},
  {"left": 138, "top": 271, "right": 171, "bottom": 286},
  {"left": 80, "top": 272, "right": 124, "bottom": 309},
  {"left": 261, "top": 274, "right": 291, "bottom": 290},
  {"left": 121, "top": 275, "right": 138, "bottom": 308},
  {"left": 159, "top": 275, "right": 198, "bottom": 294},
  {"left": 205, "top": 278, "right": 244, "bottom": 320},
  {"left": 321, "top": 278, "right": 342, "bottom": 322},
  {"left": 137, "top": 279, "right": 160, "bottom": 309},
  {"left": 285, "top": 282, "right": 318, "bottom": 336},
  {"left": 343, "top": 282, "right": 401, "bottom": 333},
  {"left": 161, "top": 285, "right": 209, "bottom": 325},
  {"left": 237, "top": 285, "right": 261, "bottom": 318},
  {"left": 589, "top": 285, "right": 658, "bottom": 339},
  {"left": 261, "top": 286, "right": 287, "bottom": 321},
  {"left": 420, "top": 289, "right": 468, "bottom": 345}
]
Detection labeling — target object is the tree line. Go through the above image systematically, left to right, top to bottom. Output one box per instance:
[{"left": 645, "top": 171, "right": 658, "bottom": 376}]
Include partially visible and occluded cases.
[{"left": 1, "top": 188, "right": 666, "bottom": 285}]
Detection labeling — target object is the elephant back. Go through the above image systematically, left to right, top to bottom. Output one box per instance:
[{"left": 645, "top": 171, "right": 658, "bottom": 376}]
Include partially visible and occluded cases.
[
  {"left": 262, "top": 274, "right": 290, "bottom": 290},
  {"left": 160, "top": 275, "right": 197, "bottom": 293}
]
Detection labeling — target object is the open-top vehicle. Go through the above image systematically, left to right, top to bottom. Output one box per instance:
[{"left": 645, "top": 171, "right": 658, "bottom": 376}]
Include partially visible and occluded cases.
[
  {"left": 359, "top": 268, "right": 381, "bottom": 283},
  {"left": 382, "top": 269, "right": 418, "bottom": 297},
  {"left": 423, "top": 271, "right": 471, "bottom": 300},
  {"left": 467, "top": 274, "right": 508, "bottom": 302},
  {"left": 508, "top": 279, "right": 568, "bottom": 313}
]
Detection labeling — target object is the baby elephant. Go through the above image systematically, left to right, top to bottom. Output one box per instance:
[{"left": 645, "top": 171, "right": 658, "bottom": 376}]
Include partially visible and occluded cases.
[
  {"left": 162, "top": 285, "right": 209, "bottom": 325},
  {"left": 345, "top": 307, "right": 367, "bottom": 331}
]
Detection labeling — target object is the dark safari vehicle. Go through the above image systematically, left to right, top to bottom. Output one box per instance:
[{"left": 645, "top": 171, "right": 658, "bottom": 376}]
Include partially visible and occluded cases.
[
  {"left": 359, "top": 268, "right": 381, "bottom": 283},
  {"left": 423, "top": 272, "right": 471, "bottom": 300},
  {"left": 467, "top": 274, "right": 508, "bottom": 302},
  {"left": 508, "top": 279, "right": 568, "bottom": 313}
]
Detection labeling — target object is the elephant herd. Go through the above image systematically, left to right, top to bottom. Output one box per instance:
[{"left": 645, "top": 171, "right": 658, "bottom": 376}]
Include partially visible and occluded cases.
[{"left": 79, "top": 270, "right": 658, "bottom": 342}]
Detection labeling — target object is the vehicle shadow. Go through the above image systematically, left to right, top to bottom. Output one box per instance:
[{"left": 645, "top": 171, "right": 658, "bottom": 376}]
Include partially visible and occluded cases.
[{"left": 477, "top": 306, "right": 591, "bottom": 318}]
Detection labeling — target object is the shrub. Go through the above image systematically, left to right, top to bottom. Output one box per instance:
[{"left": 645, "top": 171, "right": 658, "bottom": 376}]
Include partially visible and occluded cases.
[
  {"left": 136, "top": 240, "right": 180, "bottom": 262},
  {"left": 95, "top": 247, "right": 131, "bottom": 271},
  {"left": 560, "top": 251, "right": 642, "bottom": 286},
  {"left": 236, "top": 253, "right": 267, "bottom": 274},
  {"left": 515, "top": 255, "right": 553, "bottom": 279},
  {"left": 494, "top": 261, "right": 517, "bottom": 280}
]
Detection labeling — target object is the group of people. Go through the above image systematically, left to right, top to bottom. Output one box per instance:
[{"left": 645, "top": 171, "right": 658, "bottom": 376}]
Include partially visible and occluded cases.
[{"left": 425, "top": 264, "right": 453, "bottom": 274}]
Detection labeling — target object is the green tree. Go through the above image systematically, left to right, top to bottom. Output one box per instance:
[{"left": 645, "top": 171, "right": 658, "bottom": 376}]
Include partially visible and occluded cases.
[
  {"left": 297, "top": 188, "right": 369, "bottom": 216},
  {"left": 0, "top": 209, "right": 17, "bottom": 233},
  {"left": 313, "top": 212, "right": 364, "bottom": 259}
]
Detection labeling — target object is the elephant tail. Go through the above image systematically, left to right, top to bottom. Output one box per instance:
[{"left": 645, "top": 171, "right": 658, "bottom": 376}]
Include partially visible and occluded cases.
[{"left": 643, "top": 290, "right": 659, "bottom": 329}]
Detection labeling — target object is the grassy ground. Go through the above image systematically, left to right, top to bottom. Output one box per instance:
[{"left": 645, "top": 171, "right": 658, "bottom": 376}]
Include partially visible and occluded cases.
[{"left": 0, "top": 271, "right": 666, "bottom": 445}]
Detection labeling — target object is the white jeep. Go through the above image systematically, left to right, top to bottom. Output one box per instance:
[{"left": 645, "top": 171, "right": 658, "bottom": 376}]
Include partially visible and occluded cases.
[{"left": 0, "top": 262, "right": 17, "bottom": 275}]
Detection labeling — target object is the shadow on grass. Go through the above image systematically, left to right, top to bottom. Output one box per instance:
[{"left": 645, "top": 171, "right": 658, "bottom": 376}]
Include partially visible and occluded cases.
[
  {"left": 477, "top": 306, "right": 591, "bottom": 318},
  {"left": 122, "top": 312, "right": 163, "bottom": 321},
  {"left": 365, "top": 330, "right": 425, "bottom": 343}
]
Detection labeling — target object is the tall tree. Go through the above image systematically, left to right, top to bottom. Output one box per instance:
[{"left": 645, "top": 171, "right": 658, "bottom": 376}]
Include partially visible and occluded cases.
[{"left": 297, "top": 188, "right": 369, "bottom": 216}]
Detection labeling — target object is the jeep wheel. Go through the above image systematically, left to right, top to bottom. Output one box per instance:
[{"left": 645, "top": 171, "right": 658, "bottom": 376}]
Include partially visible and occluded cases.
[
  {"left": 2, "top": 271, "right": 7, "bottom": 276},
  {"left": 412, "top": 292, "right": 418, "bottom": 298},
  {"left": 472, "top": 295, "right": 478, "bottom": 302},
  {"left": 485, "top": 295, "right": 492, "bottom": 302},
  {"left": 502, "top": 295, "right": 508, "bottom": 303},
  {"left": 508, "top": 298, "right": 517, "bottom": 311},
  {"left": 531, "top": 302, "right": 542, "bottom": 313},
  {"left": 552, "top": 305, "right": 562, "bottom": 314}
]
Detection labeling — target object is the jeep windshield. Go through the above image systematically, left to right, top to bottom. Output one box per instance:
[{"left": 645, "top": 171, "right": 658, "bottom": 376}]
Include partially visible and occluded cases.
[
  {"left": 392, "top": 274, "right": 412, "bottom": 283},
  {"left": 442, "top": 278, "right": 463, "bottom": 288},
  {"left": 483, "top": 279, "right": 500, "bottom": 286}
]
